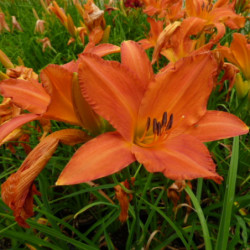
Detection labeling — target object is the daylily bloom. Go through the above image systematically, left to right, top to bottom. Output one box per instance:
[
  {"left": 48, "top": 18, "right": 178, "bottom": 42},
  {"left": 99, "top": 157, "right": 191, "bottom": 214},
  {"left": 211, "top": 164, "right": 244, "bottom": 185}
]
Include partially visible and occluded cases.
[
  {"left": 141, "top": 0, "right": 184, "bottom": 22},
  {"left": 185, "top": 0, "right": 245, "bottom": 42},
  {"left": 151, "top": 18, "right": 212, "bottom": 64},
  {"left": 218, "top": 33, "right": 250, "bottom": 98},
  {"left": 219, "top": 33, "right": 250, "bottom": 80},
  {"left": 56, "top": 41, "right": 248, "bottom": 186},
  {"left": 0, "top": 51, "right": 39, "bottom": 148},
  {"left": 0, "top": 64, "right": 101, "bottom": 142},
  {"left": 1, "top": 129, "right": 89, "bottom": 228}
]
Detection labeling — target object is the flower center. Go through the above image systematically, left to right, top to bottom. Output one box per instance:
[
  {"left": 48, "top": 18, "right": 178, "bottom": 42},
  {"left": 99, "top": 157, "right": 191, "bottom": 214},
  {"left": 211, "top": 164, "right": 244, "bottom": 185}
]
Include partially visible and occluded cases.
[{"left": 135, "top": 111, "right": 174, "bottom": 148}]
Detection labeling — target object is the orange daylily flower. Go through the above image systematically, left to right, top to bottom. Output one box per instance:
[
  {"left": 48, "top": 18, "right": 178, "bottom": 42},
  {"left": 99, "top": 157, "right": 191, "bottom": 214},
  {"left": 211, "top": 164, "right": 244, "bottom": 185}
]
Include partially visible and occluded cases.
[
  {"left": 142, "top": 0, "right": 184, "bottom": 22},
  {"left": 185, "top": 0, "right": 245, "bottom": 42},
  {"left": 152, "top": 18, "right": 213, "bottom": 64},
  {"left": 218, "top": 33, "right": 250, "bottom": 98},
  {"left": 219, "top": 33, "right": 250, "bottom": 80},
  {"left": 56, "top": 41, "right": 248, "bottom": 186},
  {"left": 0, "top": 51, "right": 40, "bottom": 149},
  {"left": 0, "top": 64, "right": 101, "bottom": 142},
  {"left": 1, "top": 129, "right": 89, "bottom": 228}
]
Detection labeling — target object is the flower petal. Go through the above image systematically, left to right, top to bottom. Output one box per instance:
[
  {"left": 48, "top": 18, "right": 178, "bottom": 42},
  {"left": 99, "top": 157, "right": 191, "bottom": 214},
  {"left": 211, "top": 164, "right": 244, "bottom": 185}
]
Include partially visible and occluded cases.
[
  {"left": 230, "top": 33, "right": 250, "bottom": 79},
  {"left": 121, "top": 41, "right": 154, "bottom": 86},
  {"left": 83, "top": 42, "right": 121, "bottom": 57},
  {"left": 78, "top": 53, "right": 145, "bottom": 141},
  {"left": 137, "top": 53, "right": 218, "bottom": 133},
  {"left": 40, "top": 64, "right": 81, "bottom": 125},
  {"left": 72, "top": 74, "right": 101, "bottom": 135},
  {"left": 0, "top": 79, "right": 50, "bottom": 114},
  {"left": 186, "top": 111, "right": 249, "bottom": 142},
  {"left": 0, "top": 113, "right": 39, "bottom": 143},
  {"left": 1, "top": 129, "right": 89, "bottom": 227},
  {"left": 56, "top": 132, "right": 136, "bottom": 185},
  {"left": 132, "top": 134, "right": 223, "bottom": 183}
]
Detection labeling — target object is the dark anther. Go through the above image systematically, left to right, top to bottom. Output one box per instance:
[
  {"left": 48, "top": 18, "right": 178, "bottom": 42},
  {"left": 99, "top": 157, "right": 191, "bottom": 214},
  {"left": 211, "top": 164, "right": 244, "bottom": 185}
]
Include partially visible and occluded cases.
[
  {"left": 201, "top": 2, "right": 205, "bottom": 10},
  {"left": 161, "top": 112, "right": 167, "bottom": 126},
  {"left": 166, "top": 114, "right": 173, "bottom": 130},
  {"left": 146, "top": 117, "right": 151, "bottom": 131},
  {"left": 153, "top": 118, "right": 157, "bottom": 134},
  {"left": 157, "top": 122, "right": 162, "bottom": 136}
]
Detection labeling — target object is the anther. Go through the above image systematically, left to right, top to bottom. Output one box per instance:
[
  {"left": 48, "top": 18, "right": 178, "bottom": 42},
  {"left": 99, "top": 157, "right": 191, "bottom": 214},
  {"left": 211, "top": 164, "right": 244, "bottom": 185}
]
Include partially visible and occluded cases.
[
  {"left": 201, "top": 2, "right": 205, "bottom": 10},
  {"left": 161, "top": 112, "right": 167, "bottom": 126},
  {"left": 166, "top": 114, "right": 173, "bottom": 130},
  {"left": 153, "top": 118, "right": 157, "bottom": 134},
  {"left": 157, "top": 122, "right": 162, "bottom": 136}
]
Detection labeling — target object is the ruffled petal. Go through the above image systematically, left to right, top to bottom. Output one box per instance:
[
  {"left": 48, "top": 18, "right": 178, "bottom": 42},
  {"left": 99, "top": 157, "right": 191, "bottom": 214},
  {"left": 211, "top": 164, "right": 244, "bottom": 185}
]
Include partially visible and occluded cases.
[
  {"left": 121, "top": 41, "right": 154, "bottom": 86},
  {"left": 83, "top": 42, "right": 121, "bottom": 57},
  {"left": 78, "top": 53, "right": 145, "bottom": 141},
  {"left": 40, "top": 65, "right": 81, "bottom": 125},
  {"left": 0, "top": 79, "right": 50, "bottom": 114},
  {"left": 186, "top": 111, "right": 249, "bottom": 142},
  {"left": 0, "top": 113, "right": 39, "bottom": 143},
  {"left": 56, "top": 132, "right": 136, "bottom": 185},
  {"left": 132, "top": 134, "right": 223, "bottom": 183}
]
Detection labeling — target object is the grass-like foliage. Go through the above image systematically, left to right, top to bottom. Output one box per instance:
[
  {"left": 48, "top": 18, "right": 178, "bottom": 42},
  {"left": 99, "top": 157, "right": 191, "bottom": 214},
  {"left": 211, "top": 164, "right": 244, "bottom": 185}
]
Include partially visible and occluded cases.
[{"left": 0, "top": 0, "right": 249, "bottom": 249}]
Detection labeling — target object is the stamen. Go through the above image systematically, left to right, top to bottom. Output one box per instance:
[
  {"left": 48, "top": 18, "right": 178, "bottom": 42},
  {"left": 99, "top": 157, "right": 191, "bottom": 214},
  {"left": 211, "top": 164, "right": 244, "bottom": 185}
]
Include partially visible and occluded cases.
[
  {"left": 201, "top": 2, "right": 205, "bottom": 10},
  {"left": 161, "top": 112, "right": 167, "bottom": 126},
  {"left": 166, "top": 114, "right": 173, "bottom": 130},
  {"left": 153, "top": 118, "right": 157, "bottom": 134},
  {"left": 157, "top": 122, "right": 162, "bottom": 136}
]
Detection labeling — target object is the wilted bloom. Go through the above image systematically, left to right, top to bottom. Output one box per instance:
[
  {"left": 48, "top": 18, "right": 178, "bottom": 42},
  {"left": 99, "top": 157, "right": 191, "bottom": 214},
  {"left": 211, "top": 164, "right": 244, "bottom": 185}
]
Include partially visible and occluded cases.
[
  {"left": 0, "top": 12, "right": 10, "bottom": 33},
  {"left": 12, "top": 16, "right": 23, "bottom": 32},
  {"left": 34, "top": 19, "right": 46, "bottom": 34},
  {"left": 37, "top": 37, "right": 53, "bottom": 52},
  {"left": 56, "top": 41, "right": 248, "bottom": 186},
  {"left": 1, "top": 129, "right": 89, "bottom": 227},
  {"left": 115, "top": 178, "right": 135, "bottom": 222}
]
